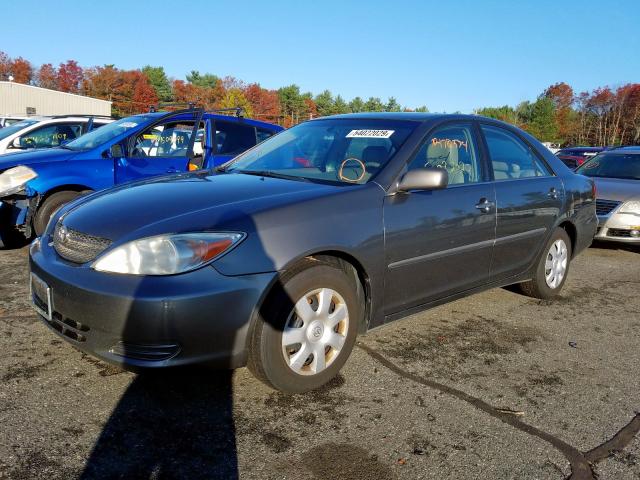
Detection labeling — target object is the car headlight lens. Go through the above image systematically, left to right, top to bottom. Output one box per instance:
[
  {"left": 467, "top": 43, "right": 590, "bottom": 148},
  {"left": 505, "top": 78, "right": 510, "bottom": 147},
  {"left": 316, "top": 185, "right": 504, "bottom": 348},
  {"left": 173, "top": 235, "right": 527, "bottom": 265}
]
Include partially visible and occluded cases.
[
  {"left": 0, "top": 165, "right": 37, "bottom": 197},
  {"left": 619, "top": 201, "right": 640, "bottom": 215},
  {"left": 92, "top": 232, "right": 244, "bottom": 275}
]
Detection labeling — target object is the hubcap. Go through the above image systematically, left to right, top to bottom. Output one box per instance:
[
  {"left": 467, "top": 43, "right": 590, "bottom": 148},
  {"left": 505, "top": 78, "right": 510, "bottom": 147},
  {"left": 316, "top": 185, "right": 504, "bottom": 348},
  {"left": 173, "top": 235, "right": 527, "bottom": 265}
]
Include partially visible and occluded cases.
[
  {"left": 544, "top": 239, "right": 568, "bottom": 289},
  {"left": 281, "top": 287, "right": 349, "bottom": 376}
]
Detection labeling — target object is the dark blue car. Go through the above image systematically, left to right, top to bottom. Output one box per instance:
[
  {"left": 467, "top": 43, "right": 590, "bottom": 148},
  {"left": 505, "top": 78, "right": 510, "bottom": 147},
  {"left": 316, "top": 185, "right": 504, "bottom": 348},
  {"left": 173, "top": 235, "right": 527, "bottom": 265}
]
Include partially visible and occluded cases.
[{"left": 0, "top": 108, "right": 282, "bottom": 246}]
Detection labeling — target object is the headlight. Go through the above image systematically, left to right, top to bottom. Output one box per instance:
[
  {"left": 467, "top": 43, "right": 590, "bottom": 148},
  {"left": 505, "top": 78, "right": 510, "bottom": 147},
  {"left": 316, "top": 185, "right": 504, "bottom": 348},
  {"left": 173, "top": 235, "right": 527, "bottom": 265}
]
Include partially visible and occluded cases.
[
  {"left": 0, "top": 166, "right": 37, "bottom": 197},
  {"left": 619, "top": 201, "right": 640, "bottom": 215},
  {"left": 92, "top": 232, "right": 244, "bottom": 275}
]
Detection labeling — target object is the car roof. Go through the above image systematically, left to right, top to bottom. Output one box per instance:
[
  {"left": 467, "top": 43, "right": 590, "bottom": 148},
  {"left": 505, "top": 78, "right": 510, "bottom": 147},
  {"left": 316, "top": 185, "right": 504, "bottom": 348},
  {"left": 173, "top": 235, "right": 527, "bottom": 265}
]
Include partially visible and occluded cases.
[
  {"left": 143, "top": 111, "right": 282, "bottom": 130},
  {"left": 319, "top": 112, "right": 453, "bottom": 122},
  {"left": 558, "top": 146, "right": 604, "bottom": 152},
  {"left": 606, "top": 146, "right": 640, "bottom": 154}
]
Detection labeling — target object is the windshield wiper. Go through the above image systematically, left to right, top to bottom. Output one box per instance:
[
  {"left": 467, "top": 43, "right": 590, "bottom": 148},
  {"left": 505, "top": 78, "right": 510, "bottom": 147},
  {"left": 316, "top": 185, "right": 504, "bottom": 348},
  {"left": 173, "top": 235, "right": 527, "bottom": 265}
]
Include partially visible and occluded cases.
[{"left": 236, "top": 170, "right": 312, "bottom": 182}]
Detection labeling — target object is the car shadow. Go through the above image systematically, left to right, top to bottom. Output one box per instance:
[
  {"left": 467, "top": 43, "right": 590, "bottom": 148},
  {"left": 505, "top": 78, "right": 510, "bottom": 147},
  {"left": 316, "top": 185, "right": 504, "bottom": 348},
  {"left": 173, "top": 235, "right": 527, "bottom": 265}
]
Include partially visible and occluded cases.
[
  {"left": 591, "top": 240, "right": 639, "bottom": 254},
  {"left": 79, "top": 368, "right": 238, "bottom": 480}
]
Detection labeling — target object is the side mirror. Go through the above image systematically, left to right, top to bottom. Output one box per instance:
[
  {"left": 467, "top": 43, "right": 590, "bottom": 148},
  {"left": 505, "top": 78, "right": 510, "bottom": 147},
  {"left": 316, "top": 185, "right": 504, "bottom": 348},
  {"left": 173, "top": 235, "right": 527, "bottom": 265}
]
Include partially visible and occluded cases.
[
  {"left": 10, "top": 137, "right": 26, "bottom": 149},
  {"left": 110, "top": 144, "right": 124, "bottom": 158},
  {"left": 397, "top": 167, "right": 448, "bottom": 192}
]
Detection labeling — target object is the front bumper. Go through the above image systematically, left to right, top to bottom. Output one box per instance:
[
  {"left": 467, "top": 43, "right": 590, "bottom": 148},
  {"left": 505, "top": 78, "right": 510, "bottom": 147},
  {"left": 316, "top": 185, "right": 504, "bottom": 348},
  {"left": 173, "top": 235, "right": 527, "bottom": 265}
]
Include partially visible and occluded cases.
[
  {"left": 595, "top": 213, "right": 640, "bottom": 243},
  {"left": 29, "top": 238, "right": 276, "bottom": 370}
]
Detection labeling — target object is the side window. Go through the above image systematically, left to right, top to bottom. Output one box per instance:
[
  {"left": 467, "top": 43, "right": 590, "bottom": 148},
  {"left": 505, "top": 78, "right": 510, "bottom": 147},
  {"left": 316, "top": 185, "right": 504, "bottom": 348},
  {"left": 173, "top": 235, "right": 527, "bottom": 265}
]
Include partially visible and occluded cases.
[
  {"left": 132, "top": 121, "right": 195, "bottom": 158},
  {"left": 215, "top": 121, "right": 257, "bottom": 155},
  {"left": 20, "top": 123, "right": 83, "bottom": 148},
  {"left": 408, "top": 123, "right": 482, "bottom": 185},
  {"left": 481, "top": 125, "right": 551, "bottom": 180},
  {"left": 256, "top": 128, "right": 275, "bottom": 144}
]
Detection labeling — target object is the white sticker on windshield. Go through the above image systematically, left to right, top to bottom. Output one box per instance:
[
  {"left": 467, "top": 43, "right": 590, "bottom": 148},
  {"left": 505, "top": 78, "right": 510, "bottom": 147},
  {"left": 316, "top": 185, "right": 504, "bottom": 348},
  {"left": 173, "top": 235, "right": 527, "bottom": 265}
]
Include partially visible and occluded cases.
[
  {"left": 119, "top": 121, "right": 139, "bottom": 128},
  {"left": 346, "top": 129, "right": 395, "bottom": 139}
]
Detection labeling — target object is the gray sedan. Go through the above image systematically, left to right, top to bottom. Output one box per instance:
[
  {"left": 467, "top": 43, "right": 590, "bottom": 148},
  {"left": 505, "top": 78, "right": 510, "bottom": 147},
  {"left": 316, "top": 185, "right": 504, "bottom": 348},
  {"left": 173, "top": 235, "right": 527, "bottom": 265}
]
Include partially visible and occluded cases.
[
  {"left": 30, "top": 113, "right": 597, "bottom": 393},
  {"left": 576, "top": 147, "right": 640, "bottom": 243}
]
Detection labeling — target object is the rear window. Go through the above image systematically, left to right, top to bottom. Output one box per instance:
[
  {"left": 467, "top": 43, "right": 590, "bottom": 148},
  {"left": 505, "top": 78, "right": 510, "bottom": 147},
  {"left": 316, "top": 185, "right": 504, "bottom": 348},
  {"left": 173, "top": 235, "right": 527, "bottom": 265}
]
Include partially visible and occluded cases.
[{"left": 577, "top": 153, "right": 640, "bottom": 180}]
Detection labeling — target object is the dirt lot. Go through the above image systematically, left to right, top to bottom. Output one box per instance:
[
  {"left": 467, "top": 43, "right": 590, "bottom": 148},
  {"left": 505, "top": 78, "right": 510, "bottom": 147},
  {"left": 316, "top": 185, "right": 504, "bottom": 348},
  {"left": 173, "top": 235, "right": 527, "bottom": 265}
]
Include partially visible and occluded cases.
[{"left": 0, "top": 243, "right": 638, "bottom": 480}]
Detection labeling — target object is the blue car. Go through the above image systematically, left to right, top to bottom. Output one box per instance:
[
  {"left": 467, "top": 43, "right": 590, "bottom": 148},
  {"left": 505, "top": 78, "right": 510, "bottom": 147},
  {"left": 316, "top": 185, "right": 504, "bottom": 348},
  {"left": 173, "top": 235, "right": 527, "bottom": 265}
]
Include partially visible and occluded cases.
[{"left": 0, "top": 108, "right": 283, "bottom": 247}]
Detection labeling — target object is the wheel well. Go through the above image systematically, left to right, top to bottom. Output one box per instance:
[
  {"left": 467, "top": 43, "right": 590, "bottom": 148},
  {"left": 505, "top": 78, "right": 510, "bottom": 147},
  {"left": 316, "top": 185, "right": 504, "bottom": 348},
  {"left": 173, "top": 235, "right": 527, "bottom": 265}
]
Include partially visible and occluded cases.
[
  {"left": 39, "top": 185, "right": 93, "bottom": 204},
  {"left": 558, "top": 221, "right": 577, "bottom": 257},
  {"left": 293, "top": 251, "right": 372, "bottom": 334}
]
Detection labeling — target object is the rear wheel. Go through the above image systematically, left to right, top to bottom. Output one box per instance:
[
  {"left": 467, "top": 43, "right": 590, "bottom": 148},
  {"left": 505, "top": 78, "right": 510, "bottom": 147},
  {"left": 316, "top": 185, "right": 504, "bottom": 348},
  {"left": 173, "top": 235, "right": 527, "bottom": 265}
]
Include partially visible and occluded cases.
[
  {"left": 33, "top": 191, "right": 88, "bottom": 236},
  {"left": 518, "top": 228, "right": 572, "bottom": 299},
  {"left": 248, "top": 260, "right": 359, "bottom": 393}
]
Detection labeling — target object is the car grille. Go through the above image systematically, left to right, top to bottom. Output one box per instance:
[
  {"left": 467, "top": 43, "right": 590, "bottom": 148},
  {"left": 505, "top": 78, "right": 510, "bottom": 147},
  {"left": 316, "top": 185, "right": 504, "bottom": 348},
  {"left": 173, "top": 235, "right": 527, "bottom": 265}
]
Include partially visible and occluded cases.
[
  {"left": 595, "top": 199, "right": 621, "bottom": 216},
  {"left": 53, "top": 222, "right": 112, "bottom": 264},
  {"left": 607, "top": 228, "right": 634, "bottom": 238},
  {"left": 43, "top": 311, "right": 90, "bottom": 343}
]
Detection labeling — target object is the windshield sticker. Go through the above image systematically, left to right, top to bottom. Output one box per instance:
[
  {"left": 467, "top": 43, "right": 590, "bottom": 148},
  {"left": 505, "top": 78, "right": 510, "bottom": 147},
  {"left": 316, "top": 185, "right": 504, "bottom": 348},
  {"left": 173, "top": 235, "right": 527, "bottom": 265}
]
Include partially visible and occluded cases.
[
  {"left": 119, "top": 121, "right": 139, "bottom": 128},
  {"left": 346, "top": 129, "right": 394, "bottom": 139},
  {"left": 431, "top": 138, "right": 468, "bottom": 151}
]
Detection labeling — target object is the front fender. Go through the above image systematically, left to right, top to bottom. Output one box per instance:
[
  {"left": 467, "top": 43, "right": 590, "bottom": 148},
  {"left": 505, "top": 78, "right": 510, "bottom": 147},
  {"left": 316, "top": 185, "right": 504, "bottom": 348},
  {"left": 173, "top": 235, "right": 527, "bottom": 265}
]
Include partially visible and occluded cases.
[{"left": 25, "top": 159, "right": 114, "bottom": 196}]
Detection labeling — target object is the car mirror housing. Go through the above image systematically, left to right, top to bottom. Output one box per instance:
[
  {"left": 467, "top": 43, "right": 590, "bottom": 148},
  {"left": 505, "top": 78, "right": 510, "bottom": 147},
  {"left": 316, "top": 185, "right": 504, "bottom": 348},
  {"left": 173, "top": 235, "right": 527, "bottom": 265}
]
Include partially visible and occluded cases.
[{"left": 397, "top": 167, "right": 448, "bottom": 192}]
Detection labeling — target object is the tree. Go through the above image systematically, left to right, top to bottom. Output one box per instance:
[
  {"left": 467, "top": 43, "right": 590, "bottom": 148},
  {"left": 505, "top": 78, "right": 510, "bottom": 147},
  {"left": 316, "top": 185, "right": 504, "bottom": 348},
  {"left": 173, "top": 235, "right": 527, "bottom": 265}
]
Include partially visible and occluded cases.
[
  {"left": 0, "top": 51, "right": 10, "bottom": 80},
  {"left": 10, "top": 57, "right": 32, "bottom": 84},
  {"left": 57, "top": 60, "right": 84, "bottom": 93},
  {"left": 35, "top": 64, "right": 58, "bottom": 89},
  {"left": 83, "top": 65, "right": 119, "bottom": 101},
  {"left": 142, "top": 66, "right": 173, "bottom": 102},
  {"left": 186, "top": 70, "right": 219, "bottom": 89},
  {"left": 244, "top": 83, "right": 280, "bottom": 122},
  {"left": 278, "top": 84, "right": 307, "bottom": 126},
  {"left": 219, "top": 88, "right": 254, "bottom": 117},
  {"left": 314, "top": 90, "right": 334, "bottom": 117},
  {"left": 333, "top": 95, "right": 349, "bottom": 114},
  {"left": 349, "top": 97, "right": 365, "bottom": 113},
  {"left": 363, "top": 97, "right": 385, "bottom": 112},
  {"left": 385, "top": 97, "right": 401, "bottom": 112},
  {"left": 527, "top": 97, "right": 559, "bottom": 142},
  {"left": 414, "top": 105, "right": 429, "bottom": 112},
  {"left": 475, "top": 105, "right": 518, "bottom": 124}
]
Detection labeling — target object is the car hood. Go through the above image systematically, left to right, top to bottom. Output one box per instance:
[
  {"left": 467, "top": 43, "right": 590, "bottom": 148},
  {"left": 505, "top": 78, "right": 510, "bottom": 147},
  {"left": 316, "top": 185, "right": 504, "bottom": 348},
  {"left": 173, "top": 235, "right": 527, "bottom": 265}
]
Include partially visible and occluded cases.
[
  {"left": 0, "top": 148, "right": 77, "bottom": 170},
  {"left": 59, "top": 171, "right": 342, "bottom": 242},
  {"left": 593, "top": 177, "right": 640, "bottom": 203}
]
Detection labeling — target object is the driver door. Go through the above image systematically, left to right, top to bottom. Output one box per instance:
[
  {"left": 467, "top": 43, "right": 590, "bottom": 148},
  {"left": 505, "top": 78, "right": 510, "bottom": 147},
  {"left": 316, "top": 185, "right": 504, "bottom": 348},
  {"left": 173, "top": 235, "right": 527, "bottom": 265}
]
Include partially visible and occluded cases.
[{"left": 115, "top": 111, "right": 203, "bottom": 184}]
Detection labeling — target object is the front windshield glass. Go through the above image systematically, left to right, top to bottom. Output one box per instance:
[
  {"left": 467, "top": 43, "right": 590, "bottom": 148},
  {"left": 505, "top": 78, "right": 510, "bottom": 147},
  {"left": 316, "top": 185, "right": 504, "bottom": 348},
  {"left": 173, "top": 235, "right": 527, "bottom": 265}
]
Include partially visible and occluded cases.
[
  {"left": 64, "top": 115, "right": 152, "bottom": 150},
  {"left": 226, "top": 119, "right": 418, "bottom": 184},
  {"left": 0, "top": 120, "right": 39, "bottom": 141},
  {"left": 577, "top": 153, "right": 640, "bottom": 180}
]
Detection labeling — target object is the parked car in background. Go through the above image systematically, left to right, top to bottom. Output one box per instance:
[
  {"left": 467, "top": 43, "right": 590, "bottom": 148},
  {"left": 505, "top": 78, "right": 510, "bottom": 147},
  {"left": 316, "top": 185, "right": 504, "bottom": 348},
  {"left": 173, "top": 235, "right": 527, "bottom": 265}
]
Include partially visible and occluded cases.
[
  {"left": 0, "top": 108, "right": 283, "bottom": 247},
  {"left": 29, "top": 113, "right": 596, "bottom": 393},
  {"left": 0, "top": 115, "right": 113, "bottom": 155},
  {"left": 0, "top": 116, "right": 29, "bottom": 128},
  {"left": 556, "top": 146, "right": 607, "bottom": 169},
  {"left": 576, "top": 146, "right": 640, "bottom": 243}
]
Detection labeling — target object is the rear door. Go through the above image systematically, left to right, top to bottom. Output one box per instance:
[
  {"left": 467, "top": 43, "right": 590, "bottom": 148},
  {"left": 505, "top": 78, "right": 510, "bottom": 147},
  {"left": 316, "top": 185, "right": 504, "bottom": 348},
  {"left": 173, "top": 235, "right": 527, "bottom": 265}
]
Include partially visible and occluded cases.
[
  {"left": 115, "top": 111, "right": 202, "bottom": 183},
  {"left": 211, "top": 120, "right": 261, "bottom": 166},
  {"left": 383, "top": 122, "right": 496, "bottom": 314},
  {"left": 479, "top": 124, "right": 563, "bottom": 281}
]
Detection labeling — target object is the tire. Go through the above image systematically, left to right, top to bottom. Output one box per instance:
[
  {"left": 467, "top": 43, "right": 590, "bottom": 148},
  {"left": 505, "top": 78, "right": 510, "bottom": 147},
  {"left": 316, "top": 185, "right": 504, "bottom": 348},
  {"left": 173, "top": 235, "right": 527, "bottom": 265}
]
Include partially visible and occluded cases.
[
  {"left": 33, "top": 191, "right": 86, "bottom": 236},
  {"left": 0, "top": 227, "right": 27, "bottom": 249},
  {"left": 518, "top": 228, "right": 572, "bottom": 300},
  {"left": 248, "top": 260, "right": 360, "bottom": 393}
]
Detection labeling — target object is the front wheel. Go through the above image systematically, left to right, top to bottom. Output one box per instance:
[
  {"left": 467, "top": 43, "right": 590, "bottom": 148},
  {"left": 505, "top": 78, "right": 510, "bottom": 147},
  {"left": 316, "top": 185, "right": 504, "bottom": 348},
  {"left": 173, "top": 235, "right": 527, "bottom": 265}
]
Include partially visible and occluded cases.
[
  {"left": 33, "top": 191, "right": 88, "bottom": 236},
  {"left": 518, "top": 228, "right": 572, "bottom": 299},
  {"left": 248, "top": 260, "right": 360, "bottom": 393}
]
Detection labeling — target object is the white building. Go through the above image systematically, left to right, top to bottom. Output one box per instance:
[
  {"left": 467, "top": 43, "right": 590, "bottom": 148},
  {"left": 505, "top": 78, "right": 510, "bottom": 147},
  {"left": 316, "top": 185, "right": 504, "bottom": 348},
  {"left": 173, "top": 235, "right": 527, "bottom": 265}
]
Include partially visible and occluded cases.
[{"left": 0, "top": 81, "right": 111, "bottom": 116}]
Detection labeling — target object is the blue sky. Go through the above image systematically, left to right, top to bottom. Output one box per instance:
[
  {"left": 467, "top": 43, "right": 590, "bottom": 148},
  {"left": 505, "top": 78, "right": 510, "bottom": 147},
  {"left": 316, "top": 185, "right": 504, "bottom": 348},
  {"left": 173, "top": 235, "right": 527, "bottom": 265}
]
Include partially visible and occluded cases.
[{"left": 3, "top": 0, "right": 638, "bottom": 112}]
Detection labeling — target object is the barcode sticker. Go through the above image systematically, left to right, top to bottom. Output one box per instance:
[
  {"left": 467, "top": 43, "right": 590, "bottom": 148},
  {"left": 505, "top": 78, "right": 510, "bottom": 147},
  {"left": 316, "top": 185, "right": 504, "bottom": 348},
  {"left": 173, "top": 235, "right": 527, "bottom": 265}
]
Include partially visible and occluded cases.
[{"left": 346, "top": 129, "right": 395, "bottom": 138}]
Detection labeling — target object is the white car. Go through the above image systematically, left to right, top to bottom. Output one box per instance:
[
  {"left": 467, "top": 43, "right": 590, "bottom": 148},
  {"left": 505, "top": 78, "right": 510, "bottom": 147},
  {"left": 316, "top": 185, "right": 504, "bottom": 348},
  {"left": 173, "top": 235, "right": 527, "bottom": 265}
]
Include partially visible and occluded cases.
[
  {"left": 0, "top": 115, "right": 113, "bottom": 155},
  {"left": 0, "top": 116, "right": 28, "bottom": 128}
]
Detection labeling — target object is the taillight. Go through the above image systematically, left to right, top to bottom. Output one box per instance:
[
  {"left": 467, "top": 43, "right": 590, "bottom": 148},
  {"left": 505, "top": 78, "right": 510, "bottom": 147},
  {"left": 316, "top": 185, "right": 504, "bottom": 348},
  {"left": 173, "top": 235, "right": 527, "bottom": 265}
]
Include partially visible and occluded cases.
[{"left": 577, "top": 158, "right": 586, "bottom": 166}]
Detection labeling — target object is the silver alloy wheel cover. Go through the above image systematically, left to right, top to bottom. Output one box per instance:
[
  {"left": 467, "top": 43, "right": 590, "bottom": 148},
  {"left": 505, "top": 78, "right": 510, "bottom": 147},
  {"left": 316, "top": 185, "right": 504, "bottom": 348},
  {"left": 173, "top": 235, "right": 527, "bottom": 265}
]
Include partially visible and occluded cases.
[
  {"left": 544, "top": 239, "right": 568, "bottom": 289},
  {"left": 281, "top": 287, "right": 349, "bottom": 376}
]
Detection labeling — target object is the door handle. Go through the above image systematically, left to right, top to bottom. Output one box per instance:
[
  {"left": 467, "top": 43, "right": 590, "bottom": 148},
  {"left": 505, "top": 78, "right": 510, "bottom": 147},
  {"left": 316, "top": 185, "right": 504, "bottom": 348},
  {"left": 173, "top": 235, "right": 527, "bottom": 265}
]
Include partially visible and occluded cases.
[
  {"left": 166, "top": 168, "right": 178, "bottom": 173},
  {"left": 548, "top": 187, "right": 558, "bottom": 199},
  {"left": 475, "top": 198, "right": 495, "bottom": 213}
]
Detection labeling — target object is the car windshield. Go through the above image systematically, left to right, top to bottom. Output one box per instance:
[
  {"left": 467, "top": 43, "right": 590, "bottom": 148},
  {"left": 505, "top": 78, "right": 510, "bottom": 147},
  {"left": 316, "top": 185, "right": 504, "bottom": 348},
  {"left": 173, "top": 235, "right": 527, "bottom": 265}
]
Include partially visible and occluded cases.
[
  {"left": 64, "top": 115, "right": 152, "bottom": 150},
  {"left": 225, "top": 119, "right": 418, "bottom": 184},
  {"left": 0, "top": 120, "right": 39, "bottom": 141},
  {"left": 577, "top": 153, "right": 640, "bottom": 180}
]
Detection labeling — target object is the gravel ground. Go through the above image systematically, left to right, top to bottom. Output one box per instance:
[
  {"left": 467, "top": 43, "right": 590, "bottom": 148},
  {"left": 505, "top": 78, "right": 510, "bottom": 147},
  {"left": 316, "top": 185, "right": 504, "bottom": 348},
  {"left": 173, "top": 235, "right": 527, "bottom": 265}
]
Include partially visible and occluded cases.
[{"left": 0, "top": 242, "right": 638, "bottom": 479}]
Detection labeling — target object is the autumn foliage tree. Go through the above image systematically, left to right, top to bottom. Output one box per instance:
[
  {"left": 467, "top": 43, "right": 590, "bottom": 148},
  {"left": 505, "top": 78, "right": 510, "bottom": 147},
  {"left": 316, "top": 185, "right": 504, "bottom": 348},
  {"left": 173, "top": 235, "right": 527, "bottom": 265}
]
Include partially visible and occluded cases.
[{"left": 57, "top": 60, "right": 84, "bottom": 93}]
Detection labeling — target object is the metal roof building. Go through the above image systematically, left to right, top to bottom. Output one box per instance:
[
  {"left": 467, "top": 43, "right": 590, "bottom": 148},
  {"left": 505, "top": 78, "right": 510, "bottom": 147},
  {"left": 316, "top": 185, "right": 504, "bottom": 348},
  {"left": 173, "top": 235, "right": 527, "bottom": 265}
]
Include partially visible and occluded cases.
[{"left": 0, "top": 81, "right": 111, "bottom": 116}]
